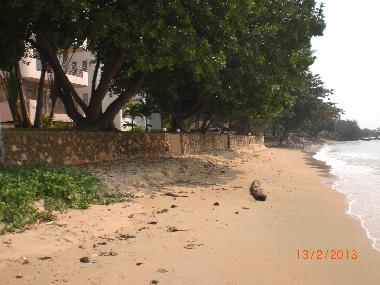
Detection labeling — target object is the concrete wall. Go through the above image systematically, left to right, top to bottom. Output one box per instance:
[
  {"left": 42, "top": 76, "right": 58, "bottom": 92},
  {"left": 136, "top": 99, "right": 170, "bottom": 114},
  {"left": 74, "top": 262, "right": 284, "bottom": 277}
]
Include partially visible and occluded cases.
[
  {"left": 0, "top": 100, "right": 37, "bottom": 123},
  {"left": 0, "top": 102, "right": 13, "bottom": 122},
  {"left": 1, "top": 131, "right": 263, "bottom": 166}
]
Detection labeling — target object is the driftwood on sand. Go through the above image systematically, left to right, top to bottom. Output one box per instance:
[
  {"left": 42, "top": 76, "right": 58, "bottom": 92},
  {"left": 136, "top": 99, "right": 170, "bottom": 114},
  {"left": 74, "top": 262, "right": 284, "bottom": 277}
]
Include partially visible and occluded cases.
[{"left": 250, "top": 180, "right": 267, "bottom": 201}]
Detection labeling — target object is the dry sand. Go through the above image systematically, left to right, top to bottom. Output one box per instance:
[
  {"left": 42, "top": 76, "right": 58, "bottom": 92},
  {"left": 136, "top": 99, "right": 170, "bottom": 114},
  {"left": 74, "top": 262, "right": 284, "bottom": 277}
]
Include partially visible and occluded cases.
[{"left": 1, "top": 146, "right": 380, "bottom": 285}]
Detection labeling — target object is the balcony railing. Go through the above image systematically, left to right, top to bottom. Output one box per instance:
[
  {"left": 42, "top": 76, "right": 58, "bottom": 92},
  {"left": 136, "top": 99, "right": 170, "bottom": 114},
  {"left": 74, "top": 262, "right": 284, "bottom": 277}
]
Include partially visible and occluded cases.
[{"left": 36, "top": 59, "right": 84, "bottom": 78}]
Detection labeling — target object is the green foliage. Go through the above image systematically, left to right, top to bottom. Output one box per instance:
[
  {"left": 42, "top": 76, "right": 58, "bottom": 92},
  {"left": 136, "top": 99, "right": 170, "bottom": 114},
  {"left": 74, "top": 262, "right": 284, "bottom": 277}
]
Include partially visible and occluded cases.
[
  {"left": 0, "top": 0, "right": 329, "bottom": 131},
  {"left": 142, "top": 0, "right": 327, "bottom": 131},
  {"left": 267, "top": 72, "right": 342, "bottom": 141},
  {"left": 122, "top": 101, "right": 143, "bottom": 131},
  {"left": 123, "top": 101, "right": 142, "bottom": 119},
  {"left": 41, "top": 114, "right": 50, "bottom": 127},
  {"left": 335, "top": 120, "right": 363, "bottom": 141},
  {"left": 129, "top": 125, "right": 145, "bottom": 133},
  {"left": 0, "top": 165, "right": 124, "bottom": 232}
]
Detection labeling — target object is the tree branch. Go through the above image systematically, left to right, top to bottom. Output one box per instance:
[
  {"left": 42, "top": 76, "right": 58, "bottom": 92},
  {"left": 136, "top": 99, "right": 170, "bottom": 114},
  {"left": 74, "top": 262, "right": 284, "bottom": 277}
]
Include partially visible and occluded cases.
[
  {"left": 28, "top": 36, "right": 88, "bottom": 116},
  {"left": 89, "top": 51, "right": 125, "bottom": 118},
  {"left": 91, "top": 58, "right": 100, "bottom": 96},
  {"left": 101, "top": 80, "right": 142, "bottom": 123}
]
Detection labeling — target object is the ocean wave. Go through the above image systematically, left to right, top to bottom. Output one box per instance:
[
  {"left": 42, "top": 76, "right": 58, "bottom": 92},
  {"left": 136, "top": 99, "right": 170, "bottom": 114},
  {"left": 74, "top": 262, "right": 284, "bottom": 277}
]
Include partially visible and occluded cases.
[{"left": 314, "top": 143, "right": 380, "bottom": 252}]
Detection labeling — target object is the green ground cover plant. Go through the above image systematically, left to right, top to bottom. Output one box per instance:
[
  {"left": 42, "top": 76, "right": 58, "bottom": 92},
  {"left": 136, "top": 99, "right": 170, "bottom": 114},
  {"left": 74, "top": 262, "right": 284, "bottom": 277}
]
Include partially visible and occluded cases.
[{"left": 0, "top": 165, "right": 124, "bottom": 233}]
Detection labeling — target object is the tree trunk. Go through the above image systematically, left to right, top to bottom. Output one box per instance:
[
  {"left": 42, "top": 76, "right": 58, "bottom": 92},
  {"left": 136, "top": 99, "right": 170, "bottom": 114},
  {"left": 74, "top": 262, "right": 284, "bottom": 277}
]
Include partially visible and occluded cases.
[
  {"left": 29, "top": 36, "right": 139, "bottom": 131},
  {"left": 30, "top": 36, "right": 88, "bottom": 121},
  {"left": 88, "top": 52, "right": 125, "bottom": 121},
  {"left": 34, "top": 60, "right": 47, "bottom": 128},
  {"left": 15, "top": 62, "right": 32, "bottom": 128},
  {"left": 0, "top": 67, "right": 22, "bottom": 126},
  {"left": 47, "top": 80, "right": 59, "bottom": 127},
  {"left": 6, "top": 89, "right": 22, "bottom": 126},
  {"left": 47, "top": 95, "right": 57, "bottom": 127},
  {"left": 9, "top": 100, "right": 22, "bottom": 126},
  {"left": 170, "top": 115, "right": 183, "bottom": 131},
  {"left": 201, "top": 115, "right": 212, "bottom": 133},
  {"left": 279, "top": 123, "right": 291, "bottom": 146}
]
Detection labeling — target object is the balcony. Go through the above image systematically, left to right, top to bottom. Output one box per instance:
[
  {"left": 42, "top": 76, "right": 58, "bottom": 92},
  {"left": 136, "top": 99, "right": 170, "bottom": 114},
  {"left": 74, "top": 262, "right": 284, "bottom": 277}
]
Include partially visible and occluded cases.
[{"left": 20, "top": 57, "right": 89, "bottom": 88}]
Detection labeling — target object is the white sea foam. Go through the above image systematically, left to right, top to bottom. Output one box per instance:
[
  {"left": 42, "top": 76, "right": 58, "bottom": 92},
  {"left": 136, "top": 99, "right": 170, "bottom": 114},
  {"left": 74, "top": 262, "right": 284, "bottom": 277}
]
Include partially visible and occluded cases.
[{"left": 313, "top": 141, "right": 380, "bottom": 252}]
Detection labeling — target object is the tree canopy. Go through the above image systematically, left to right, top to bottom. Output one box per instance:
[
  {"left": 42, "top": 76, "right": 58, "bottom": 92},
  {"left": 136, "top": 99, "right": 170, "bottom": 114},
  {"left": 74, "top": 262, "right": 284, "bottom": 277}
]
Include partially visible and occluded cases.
[
  {"left": 0, "top": 0, "right": 332, "bottom": 132},
  {"left": 267, "top": 72, "right": 342, "bottom": 142}
]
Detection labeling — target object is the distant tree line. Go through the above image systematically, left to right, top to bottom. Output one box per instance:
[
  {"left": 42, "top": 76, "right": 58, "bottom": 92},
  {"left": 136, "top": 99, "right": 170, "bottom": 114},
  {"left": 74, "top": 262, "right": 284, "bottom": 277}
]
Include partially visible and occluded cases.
[
  {"left": 0, "top": 0, "right": 341, "bottom": 134},
  {"left": 333, "top": 120, "right": 378, "bottom": 141}
]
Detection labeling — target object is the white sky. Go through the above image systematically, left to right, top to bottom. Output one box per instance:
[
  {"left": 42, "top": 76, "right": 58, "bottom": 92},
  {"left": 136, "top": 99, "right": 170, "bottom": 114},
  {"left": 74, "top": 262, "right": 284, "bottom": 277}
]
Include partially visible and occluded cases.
[{"left": 311, "top": 0, "right": 380, "bottom": 129}]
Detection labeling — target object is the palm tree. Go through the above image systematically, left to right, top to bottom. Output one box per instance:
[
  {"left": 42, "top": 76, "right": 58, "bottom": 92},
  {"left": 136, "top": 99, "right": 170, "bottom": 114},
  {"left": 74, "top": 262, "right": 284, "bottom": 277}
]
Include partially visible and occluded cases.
[
  {"left": 137, "top": 93, "right": 159, "bottom": 132},
  {"left": 122, "top": 101, "right": 142, "bottom": 132}
]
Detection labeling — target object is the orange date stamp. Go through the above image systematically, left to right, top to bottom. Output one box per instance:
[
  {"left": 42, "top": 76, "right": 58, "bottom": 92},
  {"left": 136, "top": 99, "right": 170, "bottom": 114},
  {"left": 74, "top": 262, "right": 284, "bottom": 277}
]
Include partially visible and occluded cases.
[{"left": 297, "top": 249, "right": 358, "bottom": 261}]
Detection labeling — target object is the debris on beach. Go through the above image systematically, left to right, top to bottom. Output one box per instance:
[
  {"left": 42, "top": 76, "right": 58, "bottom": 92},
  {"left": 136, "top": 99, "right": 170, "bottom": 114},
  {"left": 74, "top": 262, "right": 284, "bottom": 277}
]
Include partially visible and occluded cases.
[
  {"left": 250, "top": 180, "right": 267, "bottom": 201},
  {"left": 164, "top": 192, "right": 188, "bottom": 198},
  {"left": 213, "top": 202, "right": 220, "bottom": 206},
  {"left": 170, "top": 205, "right": 177, "bottom": 208},
  {"left": 157, "top": 209, "right": 168, "bottom": 214},
  {"left": 148, "top": 221, "right": 158, "bottom": 225},
  {"left": 167, "top": 226, "right": 187, "bottom": 233},
  {"left": 138, "top": 227, "right": 148, "bottom": 231},
  {"left": 117, "top": 234, "right": 136, "bottom": 240},
  {"left": 93, "top": 241, "right": 107, "bottom": 248},
  {"left": 184, "top": 241, "right": 203, "bottom": 249},
  {"left": 98, "top": 251, "right": 118, "bottom": 257},
  {"left": 38, "top": 256, "right": 52, "bottom": 261},
  {"left": 79, "top": 257, "right": 93, "bottom": 263},
  {"left": 136, "top": 262, "right": 143, "bottom": 266},
  {"left": 157, "top": 268, "right": 168, "bottom": 273},
  {"left": 15, "top": 273, "right": 23, "bottom": 279}
]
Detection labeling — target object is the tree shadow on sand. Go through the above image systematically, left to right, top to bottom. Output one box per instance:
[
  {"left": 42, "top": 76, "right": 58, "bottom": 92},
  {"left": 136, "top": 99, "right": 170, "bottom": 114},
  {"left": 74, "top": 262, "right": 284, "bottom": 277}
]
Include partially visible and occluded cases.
[{"left": 78, "top": 150, "right": 249, "bottom": 195}]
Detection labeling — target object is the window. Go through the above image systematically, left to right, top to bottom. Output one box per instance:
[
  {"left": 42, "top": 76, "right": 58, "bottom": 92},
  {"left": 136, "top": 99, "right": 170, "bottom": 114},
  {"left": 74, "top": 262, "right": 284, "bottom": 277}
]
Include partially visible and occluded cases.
[
  {"left": 36, "top": 59, "right": 42, "bottom": 71},
  {"left": 82, "top": 60, "right": 88, "bottom": 72},
  {"left": 71, "top": 62, "right": 77, "bottom": 75},
  {"left": 26, "top": 89, "right": 36, "bottom": 100},
  {"left": 83, "top": 93, "right": 89, "bottom": 104}
]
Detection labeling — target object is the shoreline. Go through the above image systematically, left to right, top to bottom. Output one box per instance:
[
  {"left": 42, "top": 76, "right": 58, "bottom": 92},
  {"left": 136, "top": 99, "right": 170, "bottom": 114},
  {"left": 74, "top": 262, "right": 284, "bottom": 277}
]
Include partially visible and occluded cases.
[
  {"left": 311, "top": 143, "right": 380, "bottom": 253},
  {"left": 1, "top": 147, "right": 380, "bottom": 284}
]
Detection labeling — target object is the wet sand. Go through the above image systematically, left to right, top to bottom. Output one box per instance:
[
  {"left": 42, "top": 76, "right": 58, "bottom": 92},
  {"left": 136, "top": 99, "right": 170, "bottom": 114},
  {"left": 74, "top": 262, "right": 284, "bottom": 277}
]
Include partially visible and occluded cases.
[{"left": 1, "top": 147, "right": 380, "bottom": 285}]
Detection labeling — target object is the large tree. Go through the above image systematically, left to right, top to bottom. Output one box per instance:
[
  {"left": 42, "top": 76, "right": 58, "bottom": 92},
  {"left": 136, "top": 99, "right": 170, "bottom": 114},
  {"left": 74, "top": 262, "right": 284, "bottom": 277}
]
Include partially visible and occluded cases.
[
  {"left": 0, "top": 0, "right": 234, "bottom": 130},
  {"left": 0, "top": 0, "right": 326, "bottom": 131},
  {"left": 143, "top": 0, "right": 326, "bottom": 131},
  {"left": 267, "top": 72, "right": 342, "bottom": 142}
]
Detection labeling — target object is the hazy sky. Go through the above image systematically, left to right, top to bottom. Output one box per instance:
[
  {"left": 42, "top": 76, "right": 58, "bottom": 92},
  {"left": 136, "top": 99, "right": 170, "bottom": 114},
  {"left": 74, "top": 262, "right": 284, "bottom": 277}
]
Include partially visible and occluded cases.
[{"left": 311, "top": 0, "right": 380, "bottom": 129}]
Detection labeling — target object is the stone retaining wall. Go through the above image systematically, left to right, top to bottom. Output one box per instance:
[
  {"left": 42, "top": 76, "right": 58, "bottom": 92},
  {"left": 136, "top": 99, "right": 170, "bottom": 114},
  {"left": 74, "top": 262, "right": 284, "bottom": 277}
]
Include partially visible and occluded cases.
[
  {"left": 1, "top": 131, "right": 263, "bottom": 166},
  {"left": 2, "top": 131, "right": 172, "bottom": 166},
  {"left": 180, "top": 134, "right": 228, "bottom": 154},
  {"left": 229, "top": 135, "right": 264, "bottom": 149}
]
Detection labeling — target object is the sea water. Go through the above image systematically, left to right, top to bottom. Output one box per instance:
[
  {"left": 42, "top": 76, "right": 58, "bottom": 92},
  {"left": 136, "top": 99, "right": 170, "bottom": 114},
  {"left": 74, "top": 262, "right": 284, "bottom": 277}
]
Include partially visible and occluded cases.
[{"left": 314, "top": 140, "right": 380, "bottom": 251}]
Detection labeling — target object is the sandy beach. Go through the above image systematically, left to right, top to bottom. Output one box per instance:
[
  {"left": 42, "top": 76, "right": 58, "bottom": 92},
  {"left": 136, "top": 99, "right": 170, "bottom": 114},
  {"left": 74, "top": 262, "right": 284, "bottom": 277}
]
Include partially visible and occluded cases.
[{"left": 1, "top": 146, "right": 380, "bottom": 285}]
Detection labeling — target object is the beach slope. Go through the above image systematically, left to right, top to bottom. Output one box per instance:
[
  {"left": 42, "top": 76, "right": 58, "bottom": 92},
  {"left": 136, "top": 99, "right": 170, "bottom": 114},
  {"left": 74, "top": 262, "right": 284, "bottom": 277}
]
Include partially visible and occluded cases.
[{"left": 1, "top": 147, "right": 379, "bottom": 285}]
